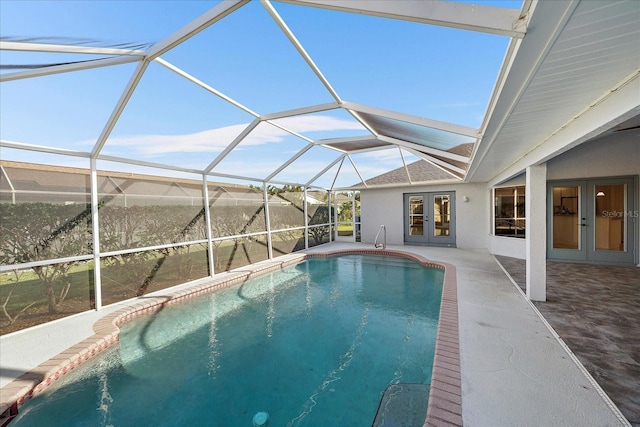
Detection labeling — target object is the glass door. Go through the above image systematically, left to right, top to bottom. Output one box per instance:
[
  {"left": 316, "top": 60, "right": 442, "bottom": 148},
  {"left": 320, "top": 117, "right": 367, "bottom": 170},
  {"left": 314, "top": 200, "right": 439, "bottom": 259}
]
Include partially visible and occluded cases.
[
  {"left": 548, "top": 177, "right": 636, "bottom": 264},
  {"left": 549, "top": 182, "right": 584, "bottom": 260},
  {"left": 593, "top": 182, "right": 630, "bottom": 261},
  {"left": 404, "top": 192, "right": 456, "bottom": 246},
  {"left": 432, "top": 194, "right": 453, "bottom": 241},
  {"left": 408, "top": 195, "right": 425, "bottom": 238}
]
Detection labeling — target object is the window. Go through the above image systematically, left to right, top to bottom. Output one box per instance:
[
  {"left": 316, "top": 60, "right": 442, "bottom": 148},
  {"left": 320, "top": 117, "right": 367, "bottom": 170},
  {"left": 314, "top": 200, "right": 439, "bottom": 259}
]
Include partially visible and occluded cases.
[{"left": 494, "top": 186, "right": 525, "bottom": 238}]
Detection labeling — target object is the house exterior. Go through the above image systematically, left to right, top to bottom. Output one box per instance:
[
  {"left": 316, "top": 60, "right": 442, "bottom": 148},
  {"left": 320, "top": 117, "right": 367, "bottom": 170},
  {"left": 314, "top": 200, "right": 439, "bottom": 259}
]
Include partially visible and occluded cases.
[{"left": 355, "top": 0, "right": 640, "bottom": 301}]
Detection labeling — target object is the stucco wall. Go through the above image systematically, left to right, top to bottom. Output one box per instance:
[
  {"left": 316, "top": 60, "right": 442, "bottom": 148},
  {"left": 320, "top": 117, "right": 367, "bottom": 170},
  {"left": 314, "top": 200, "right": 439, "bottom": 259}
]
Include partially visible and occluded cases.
[
  {"left": 361, "top": 130, "right": 638, "bottom": 262},
  {"left": 546, "top": 130, "right": 639, "bottom": 180},
  {"left": 547, "top": 130, "right": 640, "bottom": 265},
  {"left": 360, "top": 182, "right": 488, "bottom": 249},
  {"left": 488, "top": 235, "right": 526, "bottom": 259}
]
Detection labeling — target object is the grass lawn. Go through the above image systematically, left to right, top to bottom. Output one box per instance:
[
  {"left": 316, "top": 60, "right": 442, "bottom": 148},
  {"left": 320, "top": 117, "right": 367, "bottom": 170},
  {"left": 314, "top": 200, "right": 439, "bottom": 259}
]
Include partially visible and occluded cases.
[{"left": 337, "top": 223, "right": 353, "bottom": 236}]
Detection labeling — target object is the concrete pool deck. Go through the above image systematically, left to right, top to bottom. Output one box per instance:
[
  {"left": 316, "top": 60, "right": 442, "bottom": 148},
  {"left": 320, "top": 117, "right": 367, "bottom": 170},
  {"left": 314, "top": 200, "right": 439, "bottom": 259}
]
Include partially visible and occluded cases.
[{"left": 0, "top": 243, "right": 630, "bottom": 426}]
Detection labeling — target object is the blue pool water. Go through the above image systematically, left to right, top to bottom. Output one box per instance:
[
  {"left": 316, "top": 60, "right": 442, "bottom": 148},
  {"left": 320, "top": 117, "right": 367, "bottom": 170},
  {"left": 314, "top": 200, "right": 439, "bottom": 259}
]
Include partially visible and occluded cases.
[{"left": 11, "top": 255, "right": 444, "bottom": 426}]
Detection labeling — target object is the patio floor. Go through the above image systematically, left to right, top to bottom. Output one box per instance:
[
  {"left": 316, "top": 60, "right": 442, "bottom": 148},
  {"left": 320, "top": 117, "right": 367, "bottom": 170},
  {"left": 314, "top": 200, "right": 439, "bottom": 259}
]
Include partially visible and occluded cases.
[{"left": 495, "top": 256, "right": 640, "bottom": 426}]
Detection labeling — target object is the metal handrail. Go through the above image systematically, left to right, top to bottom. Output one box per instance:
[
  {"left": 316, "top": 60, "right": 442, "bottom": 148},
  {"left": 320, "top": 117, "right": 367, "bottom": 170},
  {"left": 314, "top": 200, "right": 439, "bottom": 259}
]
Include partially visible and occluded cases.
[{"left": 374, "top": 224, "right": 386, "bottom": 249}]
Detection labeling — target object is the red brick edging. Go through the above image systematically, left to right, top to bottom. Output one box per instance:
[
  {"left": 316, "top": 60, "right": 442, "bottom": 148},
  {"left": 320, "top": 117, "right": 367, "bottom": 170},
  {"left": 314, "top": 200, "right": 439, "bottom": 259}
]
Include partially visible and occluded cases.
[
  {"left": 0, "top": 249, "right": 461, "bottom": 426},
  {"left": 425, "top": 264, "right": 462, "bottom": 426}
]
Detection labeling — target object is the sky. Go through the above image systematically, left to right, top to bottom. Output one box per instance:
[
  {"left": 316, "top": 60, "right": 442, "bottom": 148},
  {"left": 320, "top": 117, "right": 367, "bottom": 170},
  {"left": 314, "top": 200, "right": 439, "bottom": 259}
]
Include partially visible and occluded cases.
[{"left": 0, "top": 0, "right": 522, "bottom": 189}]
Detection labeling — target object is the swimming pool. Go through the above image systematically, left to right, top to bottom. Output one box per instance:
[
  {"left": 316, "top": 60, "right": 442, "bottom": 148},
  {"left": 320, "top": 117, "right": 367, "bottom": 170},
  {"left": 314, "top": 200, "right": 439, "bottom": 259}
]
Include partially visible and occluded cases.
[{"left": 8, "top": 254, "right": 445, "bottom": 426}]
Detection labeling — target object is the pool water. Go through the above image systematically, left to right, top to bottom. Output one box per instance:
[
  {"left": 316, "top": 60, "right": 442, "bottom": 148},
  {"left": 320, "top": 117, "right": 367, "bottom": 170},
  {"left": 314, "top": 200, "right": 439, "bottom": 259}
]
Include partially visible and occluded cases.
[{"left": 11, "top": 255, "right": 444, "bottom": 426}]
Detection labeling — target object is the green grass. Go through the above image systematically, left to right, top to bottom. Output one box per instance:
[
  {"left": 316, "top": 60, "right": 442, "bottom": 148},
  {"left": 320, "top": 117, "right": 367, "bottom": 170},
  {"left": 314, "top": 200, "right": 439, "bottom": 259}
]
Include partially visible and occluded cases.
[{"left": 337, "top": 223, "right": 353, "bottom": 236}]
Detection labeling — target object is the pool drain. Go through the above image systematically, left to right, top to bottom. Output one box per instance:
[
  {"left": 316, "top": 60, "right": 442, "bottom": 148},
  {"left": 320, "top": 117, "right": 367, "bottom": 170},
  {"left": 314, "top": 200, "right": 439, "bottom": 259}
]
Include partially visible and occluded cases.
[{"left": 253, "top": 411, "right": 269, "bottom": 426}]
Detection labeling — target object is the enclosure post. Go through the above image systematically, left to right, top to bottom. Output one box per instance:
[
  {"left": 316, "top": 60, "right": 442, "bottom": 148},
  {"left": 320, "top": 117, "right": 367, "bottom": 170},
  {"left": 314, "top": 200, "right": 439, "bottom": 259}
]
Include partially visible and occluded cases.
[
  {"left": 90, "top": 158, "right": 102, "bottom": 310},
  {"left": 202, "top": 175, "right": 215, "bottom": 277},
  {"left": 264, "top": 185, "right": 273, "bottom": 259},
  {"left": 304, "top": 187, "right": 309, "bottom": 249},
  {"left": 328, "top": 191, "right": 333, "bottom": 243},
  {"left": 351, "top": 193, "right": 356, "bottom": 243}
]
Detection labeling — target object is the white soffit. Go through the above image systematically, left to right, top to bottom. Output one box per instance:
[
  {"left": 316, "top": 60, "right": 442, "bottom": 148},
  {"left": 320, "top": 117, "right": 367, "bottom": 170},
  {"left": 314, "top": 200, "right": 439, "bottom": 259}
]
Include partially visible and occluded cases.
[{"left": 469, "top": 0, "right": 640, "bottom": 183}]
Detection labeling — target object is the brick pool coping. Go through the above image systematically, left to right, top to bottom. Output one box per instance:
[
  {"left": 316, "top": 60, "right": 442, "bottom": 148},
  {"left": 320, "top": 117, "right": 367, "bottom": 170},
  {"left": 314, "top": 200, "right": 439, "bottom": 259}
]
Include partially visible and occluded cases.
[{"left": 0, "top": 249, "right": 461, "bottom": 426}]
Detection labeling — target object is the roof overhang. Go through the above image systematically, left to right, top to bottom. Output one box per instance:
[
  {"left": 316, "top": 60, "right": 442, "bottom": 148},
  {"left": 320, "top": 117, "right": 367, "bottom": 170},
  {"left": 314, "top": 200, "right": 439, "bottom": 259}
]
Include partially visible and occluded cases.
[{"left": 467, "top": 0, "right": 640, "bottom": 185}]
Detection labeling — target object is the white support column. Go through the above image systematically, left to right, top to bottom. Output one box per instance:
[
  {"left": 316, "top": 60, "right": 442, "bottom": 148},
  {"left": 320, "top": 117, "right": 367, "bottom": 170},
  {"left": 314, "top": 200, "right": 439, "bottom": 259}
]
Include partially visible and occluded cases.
[
  {"left": 90, "top": 158, "right": 102, "bottom": 310},
  {"left": 526, "top": 163, "right": 547, "bottom": 301},
  {"left": 202, "top": 175, "right": 215, "bottom": 277},
  {"left": 263, "top": 185, "right": 273, "bottom": 259},
  {"left": 303, "top": 187, "right": 309, "bottom": 249},
  {"left": 328, "top": 191, "right": 333, "bottom": 243},
  {"left": 351, "top": 194, "right": 356, "bottom": 243}
]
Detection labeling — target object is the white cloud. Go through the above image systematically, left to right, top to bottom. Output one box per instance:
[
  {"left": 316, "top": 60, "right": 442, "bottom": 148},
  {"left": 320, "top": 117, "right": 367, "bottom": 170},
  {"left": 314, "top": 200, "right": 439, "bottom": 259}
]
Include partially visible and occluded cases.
[{"left": 98, "top": 115, "right": 366, "bottom": 156}]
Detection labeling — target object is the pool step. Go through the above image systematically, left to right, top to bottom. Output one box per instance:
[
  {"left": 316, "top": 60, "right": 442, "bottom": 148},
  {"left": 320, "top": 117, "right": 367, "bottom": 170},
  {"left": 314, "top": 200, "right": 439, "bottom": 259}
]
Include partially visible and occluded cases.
[{"left": 372, "top": 383, "right": 430, "bottom": 427}]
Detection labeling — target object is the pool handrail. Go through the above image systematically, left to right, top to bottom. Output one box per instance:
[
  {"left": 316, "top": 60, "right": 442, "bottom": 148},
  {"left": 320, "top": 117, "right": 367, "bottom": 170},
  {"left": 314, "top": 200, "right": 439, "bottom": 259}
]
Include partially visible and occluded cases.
[{"left": 374, "top": 224, "right": 386, "bottom": 249}]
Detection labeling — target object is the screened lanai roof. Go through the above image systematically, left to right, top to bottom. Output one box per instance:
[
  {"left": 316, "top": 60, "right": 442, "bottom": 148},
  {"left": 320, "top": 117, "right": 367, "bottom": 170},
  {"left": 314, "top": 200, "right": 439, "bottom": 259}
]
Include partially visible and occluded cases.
[
  {"left": 0, "top": 0, "right": 526, "bottom": 190},
  {"left": 1, "top": 1, "right": 638, "bottom": 190}
]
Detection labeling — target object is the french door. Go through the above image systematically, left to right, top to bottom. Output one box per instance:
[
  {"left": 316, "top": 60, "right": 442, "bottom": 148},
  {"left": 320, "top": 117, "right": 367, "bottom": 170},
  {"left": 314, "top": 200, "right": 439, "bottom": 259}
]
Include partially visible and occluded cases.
[
  {"left": 547, "top": 177, "right": 636, "bottom": 264},
  {"left": 404, "top": 192, "right": 456, "bottom": 247}
]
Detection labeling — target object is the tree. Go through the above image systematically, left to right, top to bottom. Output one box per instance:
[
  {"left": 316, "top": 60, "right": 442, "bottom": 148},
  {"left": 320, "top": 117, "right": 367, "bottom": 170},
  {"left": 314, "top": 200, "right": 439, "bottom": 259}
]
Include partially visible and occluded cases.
[
  {"left": 0, "top": 203, "right": 92, "bottom": 313},
  {"left": 307, "top": 205, "right": 332, "bottom": 245}
]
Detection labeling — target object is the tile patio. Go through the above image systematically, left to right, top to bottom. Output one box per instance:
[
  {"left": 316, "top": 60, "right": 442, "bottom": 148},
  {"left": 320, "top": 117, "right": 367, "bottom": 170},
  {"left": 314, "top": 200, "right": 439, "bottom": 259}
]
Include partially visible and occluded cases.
[{"left": 496, "top": 256, "right": 640, "bottom": 426}]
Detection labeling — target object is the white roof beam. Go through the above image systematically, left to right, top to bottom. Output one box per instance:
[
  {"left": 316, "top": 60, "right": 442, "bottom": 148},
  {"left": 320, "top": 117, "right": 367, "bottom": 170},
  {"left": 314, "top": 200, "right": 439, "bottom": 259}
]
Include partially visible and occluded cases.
[
  {"left": 260, "top": 0, "right": 342, "bottom": 102},
  {"left": 275, "top": 0, "right": 526, "bottom": 38},
  {"left": 145, "top": 1, "right": 249, "bottom": 60},
  {"left": 0, "top": 41, "right": 147, "bottom": 56},
  {"left": 1, "top": 56, "right": 141, "bottom": 82},
  {"left": 154, "top": 57, "right": 260, "bottom": 118},
  {"left": 91, "top": 60, "right": 149, "bottom": 157},
  {"left": 343, "top": 101, "right": 479, "bottom": 138},
  {"left": 260, "top": 102, "right": 340, "bottom": 121},
  {"left": 345, "top": 108, "right": 380, "bottom": 137},
  {"left": 204, "top": 118, "right": 262, "bottom": 174},
  {"left": 264, "top": 120, "right": 314, "bottom": 144},
  {"left": 314, "top": 135, "right": 381, "bottom": 147},
  {"left": 377, "top": 135, "right": 471, "bottom": 163},
  {"left": 1, "top": 140, "right": 91, "bottom": 159},
  {"left": 265, "top": 142, "right": 315, "bottom": 182},
  {"left": 331, "top": 145, "right": 391, "bottom": 156},
  {"left": 399, "top": 147, "right": 413, "bottom": 184},
  {"left": 405, "top": 147, "right": 466, "bottom": 177},
  {"left": 97, "top": 154, "right": 204, "bottom": 176},
  {"left": 305, "top": 154, "right": 346, "bottom": 187},
  {"left": 347, "top": 155, "right": 367, "bottom": 188},
  {"left": 329, "top": 157, "right": 345, "bottom": 190},
  {"left": 207, "top": 170, "right": 267, "bottom": 183},
  {"left": 265, "top": 177, "right": 309, "bottom": 187},
  {"left": 348, "top": 177, "right": 459, "bottom": 191}
]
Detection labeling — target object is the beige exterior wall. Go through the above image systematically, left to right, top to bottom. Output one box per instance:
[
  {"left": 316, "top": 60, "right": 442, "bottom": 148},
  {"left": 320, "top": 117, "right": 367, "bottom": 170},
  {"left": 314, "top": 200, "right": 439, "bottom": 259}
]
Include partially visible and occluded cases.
[
  {"left": 362, "top": 130, "right": 639, "bottom": 264},
  {"left": 360, "top": 182, "right": 488, "bottom": 249}
]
